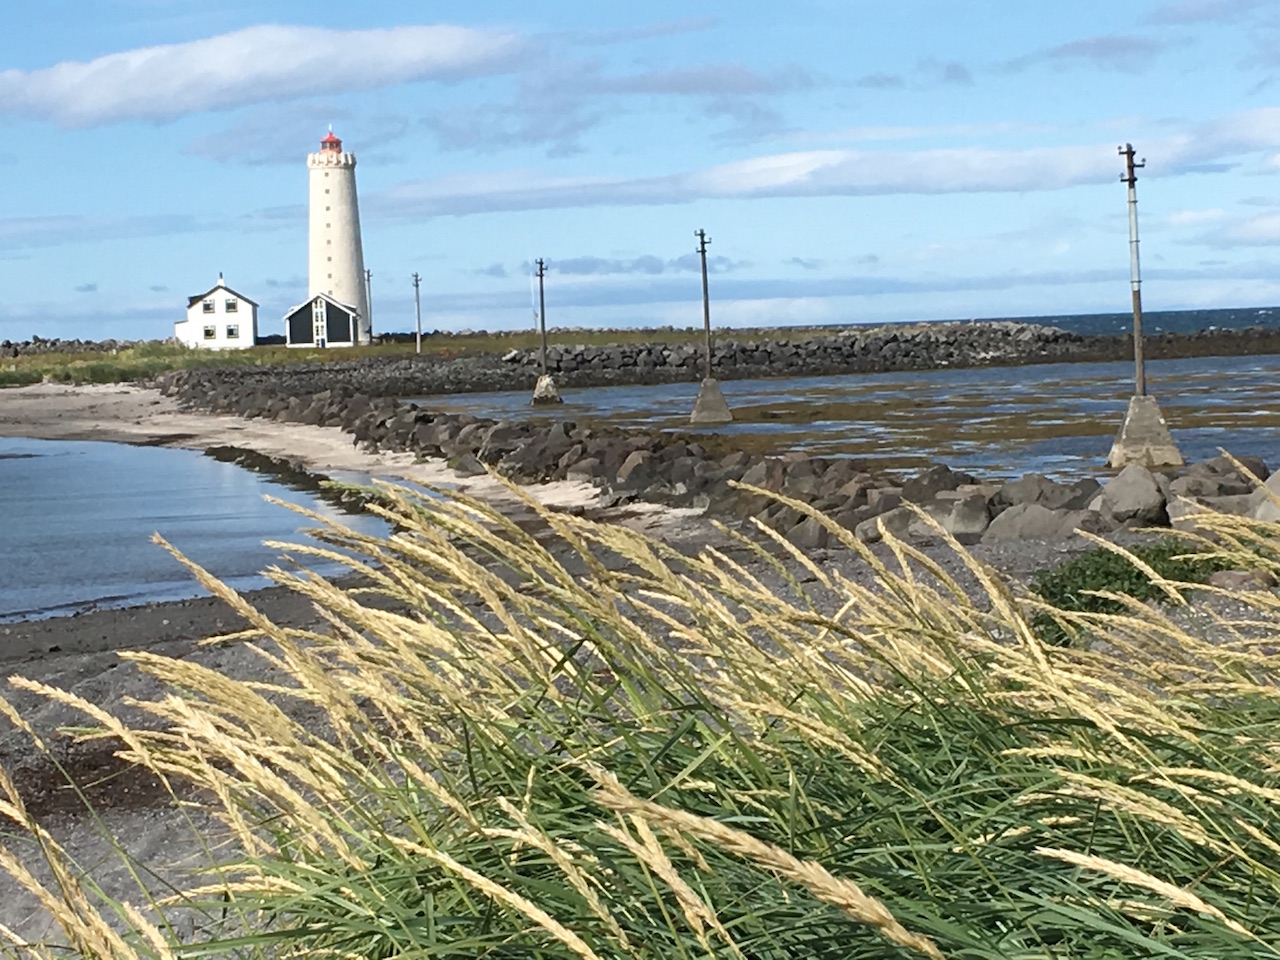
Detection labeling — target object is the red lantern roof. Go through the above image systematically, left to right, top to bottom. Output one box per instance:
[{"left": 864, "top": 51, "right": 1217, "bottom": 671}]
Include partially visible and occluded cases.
[{"left": 320, "top": 130, "right": 342, "bottom": 151}]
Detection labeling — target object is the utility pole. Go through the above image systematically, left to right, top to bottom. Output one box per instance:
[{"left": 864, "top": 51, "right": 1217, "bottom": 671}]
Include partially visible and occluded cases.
[
  {"left": 1105, "top": 143, "right": 1182, "bottom": 469},
  {"left": 1120, "top": 143, "right": 1146, "bottom": 397},
  {"left": 689, "top": 228, "right": 732, "bottom": 425},
  {"left": 696, "top": 229, "right": 713, "bottom": 380},
  {"left": 530, "top": 258, "right": 561, "bottom": 405},
  {"left": 536, "top": 258, "right": 548, "bottom": 376},
  {"left": 364, "top": 268, "right": 373, "bottom": 340},
  {"left": 412, "top": 272, "right": 422, "bottom": 355}
]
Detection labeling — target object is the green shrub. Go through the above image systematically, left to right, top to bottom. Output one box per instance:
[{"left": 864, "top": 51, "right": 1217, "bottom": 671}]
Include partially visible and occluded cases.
[{"left": 1029, "top": 537, "right": 1237, "bottom": 644}]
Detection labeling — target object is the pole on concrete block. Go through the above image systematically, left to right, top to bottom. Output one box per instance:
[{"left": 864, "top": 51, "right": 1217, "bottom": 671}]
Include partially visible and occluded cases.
[
  {"left": 1107, "top": 143, "right": 1181, "bottom": 469},
  {"left": 691, "top": 228, "right": 733, "bottom": 425},
  {"left": 531, "top": 258, "right": 562, "bottom": 406},
  {"left": 412, "top": 272, "right": 422, "bottom": 355}
]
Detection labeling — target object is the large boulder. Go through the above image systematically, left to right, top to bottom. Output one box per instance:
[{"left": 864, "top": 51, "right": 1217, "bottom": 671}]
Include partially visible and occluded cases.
[
  {"left": 902, "top": 464, "right": 974, "bottom": 503},
  {"left": 1094, "top": 464, "right": 1168, "bottom": 525},
  {"left": 1253, "top": 469, "right": 1280, "bottom": 522},
  {"left": 994, "top": 473, "right": 1101, "bottom": 512},
  {"left": 908, "top": 494, "right": 990, "bottom": 542},
  {"left": 982, "top": 505, "right": 1105, "bottom": 542},
  {"left": 855, "top": 506, "right": 914, "bottom": 543}
]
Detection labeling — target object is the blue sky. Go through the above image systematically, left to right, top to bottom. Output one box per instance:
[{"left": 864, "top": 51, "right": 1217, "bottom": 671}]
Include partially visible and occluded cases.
[{"left": 4, "top": 0, "right": 1280, "bottom": 340}]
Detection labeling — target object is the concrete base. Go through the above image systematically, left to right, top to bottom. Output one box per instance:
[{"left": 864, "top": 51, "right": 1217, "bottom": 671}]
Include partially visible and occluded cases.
[
  {"left": 530, "top": 374, "right": 563, "bottom": 406},
  {"left": 690, "top": 377, "right": 733, "bottom": 425},
  {"left": 1106, "top": 394, "right": 1183, "bottom": 469}
]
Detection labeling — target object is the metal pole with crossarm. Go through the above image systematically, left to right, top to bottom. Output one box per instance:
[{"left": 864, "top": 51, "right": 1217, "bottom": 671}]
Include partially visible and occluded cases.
[{"left": 1120, "top": 143, "right": 1147, "bottom": 397}]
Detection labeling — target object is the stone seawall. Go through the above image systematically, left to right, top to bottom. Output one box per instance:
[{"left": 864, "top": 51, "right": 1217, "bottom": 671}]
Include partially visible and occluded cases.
[
  {"left": 499, "top": 321, "right": 1097, "bottom": 383},
  {"left": 155, "top": 359, "right": 1280, "bottom": 551}
]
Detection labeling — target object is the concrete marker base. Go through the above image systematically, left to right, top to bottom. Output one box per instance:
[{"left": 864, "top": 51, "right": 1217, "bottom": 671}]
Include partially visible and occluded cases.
[
  {"left": 530, "top": 374, "right": 563, "bottom": 406},
  {"left": 690, "top": 377, "right": 733, "bottom": 425},
  {"left": 1106, "top": 394, "right": 1183, "bottom": 469}
]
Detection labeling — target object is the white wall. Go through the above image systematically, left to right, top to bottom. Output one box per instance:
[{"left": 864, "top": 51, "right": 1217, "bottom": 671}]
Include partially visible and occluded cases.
[
  {"left": 308, "top": 148, "right": 370, "bottom": 344},
  {"left": 174, "top": 290, "right": 258, "bottom": 350}
]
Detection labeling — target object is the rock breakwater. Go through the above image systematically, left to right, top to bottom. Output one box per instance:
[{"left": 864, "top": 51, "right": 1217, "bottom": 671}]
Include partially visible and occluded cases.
[{"left": 156, "top": 367, "right": 1279, "bottom": 548}]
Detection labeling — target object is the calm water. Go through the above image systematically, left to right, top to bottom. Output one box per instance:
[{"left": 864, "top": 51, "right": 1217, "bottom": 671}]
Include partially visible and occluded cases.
[
  {"left": 417, "top": 354, "right": 1280, "bottom": 479},
  {"left": 0, "top": 437, "right": 386, "bottom": 621}
]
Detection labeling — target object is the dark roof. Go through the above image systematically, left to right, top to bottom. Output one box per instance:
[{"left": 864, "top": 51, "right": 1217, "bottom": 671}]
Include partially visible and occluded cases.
[
  {"left": 187, "top": 283, "right": 260, "bottom": 308},
  {"left": 283, "top": 292, "right": 357, "bottom": 318}
]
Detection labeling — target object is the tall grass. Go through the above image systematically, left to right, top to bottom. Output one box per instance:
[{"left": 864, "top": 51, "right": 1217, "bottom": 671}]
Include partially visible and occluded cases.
[{"left": 4, "top": 485, "right": 1280, "bottom": 957}]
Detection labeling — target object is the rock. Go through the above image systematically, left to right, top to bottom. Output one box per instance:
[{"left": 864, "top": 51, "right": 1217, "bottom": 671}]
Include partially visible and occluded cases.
[
  {"left": 615, "top": 450, "right": 655, "bottom": 489},
  {"left": 448, "top": 452, "right": 487, "bottom": 477},
  {"left": 566, "top": 457, "right": 603, "bottom": 481},
  {"left": 902, "top": 464, "right": 973, "bottom": 503},
  {"left": 1096, "top": 464, "right": 1167, "bottom": 525},
  {"left": 1254, "top": 471, "right": 1280, "bottom": 522},
  {"left": 866, "top": 487, "right": 902, "bottom": 513},
  {"left": 1202, "top": 490, "right": 1267, "bottom": 517},
  {"left": 936, "top": 494, "right": 991, "bottom": 540},
  {"left": 982, "top": 504, "right": 1074, "bottom": 543},
  {"left": 855, "top": 506, "right": 913, "bottom": 543},
  {"left": 786, "top": 516, "right": 829, "bottom": 550},
  {"left": 1208, "top": 569, "right": 1276, "bottom": 591}
]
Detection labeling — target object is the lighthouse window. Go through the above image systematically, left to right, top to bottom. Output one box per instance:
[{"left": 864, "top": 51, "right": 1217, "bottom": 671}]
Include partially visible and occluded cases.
[
  {"left": 202, "top": 299, "right": 214, "bottom": 314},
  {"left": 224, "top": 299, "right": 238, "bottom": 313},
  {"left": 226, "top": 324, "right": 240, "bottom": 339},
  {"left": 202, "top": 325, "right": 216, "bottom": 340}
]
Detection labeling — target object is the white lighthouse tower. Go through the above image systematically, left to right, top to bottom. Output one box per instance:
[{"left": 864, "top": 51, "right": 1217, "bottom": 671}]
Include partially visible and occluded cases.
[{"left": 307, "top": 128, "right": 370, "bottom": 344}]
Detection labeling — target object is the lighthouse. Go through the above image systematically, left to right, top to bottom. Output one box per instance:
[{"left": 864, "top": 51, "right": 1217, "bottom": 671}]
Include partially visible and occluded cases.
[{"left": 307, "top": 129, "right": 369, "bottom": 344}]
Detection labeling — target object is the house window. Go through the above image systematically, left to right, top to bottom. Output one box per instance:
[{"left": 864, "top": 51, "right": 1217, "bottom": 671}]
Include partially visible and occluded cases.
[
  {"left": 202, "top": 299, "right": 215, "bottom": 313},
  {"left": 225, "top": 299, "right": 238, "bottom": 313},
  {"left": 226, "top": 324, "right": 240, "bottom": 339},
  {"left": 203, "top": 325, "right": 216, "bottom": 340}
]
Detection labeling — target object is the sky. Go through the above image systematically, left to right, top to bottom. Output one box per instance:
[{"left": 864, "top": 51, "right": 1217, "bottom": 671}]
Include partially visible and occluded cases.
[{"left": 5, "top": 0, "right": 1280, "bottom": 341}]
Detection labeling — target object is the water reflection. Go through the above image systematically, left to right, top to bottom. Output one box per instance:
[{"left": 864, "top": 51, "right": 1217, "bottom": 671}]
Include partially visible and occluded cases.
[{"left": 0, "top": 438, "right": 387, "bottom": 621}]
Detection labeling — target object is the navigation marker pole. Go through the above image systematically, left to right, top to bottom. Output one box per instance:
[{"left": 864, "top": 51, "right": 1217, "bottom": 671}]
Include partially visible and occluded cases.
[
  {"left": 1106, "top": 143, "right": 1182, "bottom": 469},
  {"left": 690, "top": 228, "right": 733, "bottom": 425},
  {"left": 531, "top": 258, "right": 562, "bottom": 405},
  {"left": 412, "top": 272, "right": 422, "bottom": 355}
]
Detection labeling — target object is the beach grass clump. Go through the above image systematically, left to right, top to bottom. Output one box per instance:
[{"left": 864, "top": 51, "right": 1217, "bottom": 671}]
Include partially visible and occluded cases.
[{"left": 4, "top": 488, "right": 1280, "bottom": 957}]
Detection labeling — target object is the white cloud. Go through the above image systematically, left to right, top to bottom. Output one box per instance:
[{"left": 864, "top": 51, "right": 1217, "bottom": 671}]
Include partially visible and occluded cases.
[
  {"left": 0, "top": 24, "right": 525, "bottom": 127},
  {"left": 372, "top": 107, "right": 1280, "bottom": 218},
  {"left": 1167, "top": 208, "right": 1227, "bottom": 225}
]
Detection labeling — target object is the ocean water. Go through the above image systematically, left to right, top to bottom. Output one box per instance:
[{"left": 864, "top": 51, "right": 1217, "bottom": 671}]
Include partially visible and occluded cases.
[
  {"left": 419, "top": 354, "right": 1280, "bottom": 479},
  {"left": 0, "top": 437, "right": 387, "bottom": 621}
]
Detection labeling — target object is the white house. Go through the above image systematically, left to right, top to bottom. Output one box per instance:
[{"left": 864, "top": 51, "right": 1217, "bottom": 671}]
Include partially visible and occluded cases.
[
  {"left": 175, "top": 274, "right": 259, "bottom": 350},
  {"left": 284, "top": 292, "right": 360, "bottom": 348}
]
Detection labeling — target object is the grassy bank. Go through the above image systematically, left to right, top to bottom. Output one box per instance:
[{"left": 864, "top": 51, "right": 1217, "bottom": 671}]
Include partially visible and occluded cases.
[{"left": 4, "top": 490, "right": 1280, "bottom": 957}]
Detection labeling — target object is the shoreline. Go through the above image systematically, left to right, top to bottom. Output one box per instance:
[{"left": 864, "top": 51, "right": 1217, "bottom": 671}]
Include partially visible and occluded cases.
[{"left": 0, "top": 381, "right": 700, "bottom": 647}]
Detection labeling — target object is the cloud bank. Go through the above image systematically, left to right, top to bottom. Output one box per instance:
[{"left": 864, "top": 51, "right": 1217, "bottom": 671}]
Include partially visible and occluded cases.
[
  {"left": 0, "top": 24, "right": 525, "bottom": 127},
  {"left": 370, "top": 107, "right": 1280, "bottom": 218}
]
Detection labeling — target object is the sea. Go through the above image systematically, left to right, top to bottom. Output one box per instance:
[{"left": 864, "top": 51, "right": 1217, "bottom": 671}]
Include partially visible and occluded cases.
[
  {"left": 2, "top": 304, "right": 1279, "bottom": 620},
  {"left": 0, "top": 437, "right": 386, "bottom": 622}
]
